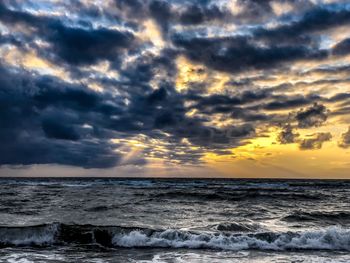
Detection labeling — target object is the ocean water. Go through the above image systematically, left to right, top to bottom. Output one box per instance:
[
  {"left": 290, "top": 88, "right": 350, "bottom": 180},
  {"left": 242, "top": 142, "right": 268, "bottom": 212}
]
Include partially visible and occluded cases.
[{"left": 0, "top": 178, "right": 350, "bottom": 262}]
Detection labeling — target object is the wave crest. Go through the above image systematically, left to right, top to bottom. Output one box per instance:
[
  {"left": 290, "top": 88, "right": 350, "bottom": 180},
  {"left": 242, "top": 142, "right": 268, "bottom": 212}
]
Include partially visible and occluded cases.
[
  {"left": 1, "top": 223, "right": 350, "bottom": 251},
  {"left": 112, "top": 227, "right": 350, "bottom": 251}
]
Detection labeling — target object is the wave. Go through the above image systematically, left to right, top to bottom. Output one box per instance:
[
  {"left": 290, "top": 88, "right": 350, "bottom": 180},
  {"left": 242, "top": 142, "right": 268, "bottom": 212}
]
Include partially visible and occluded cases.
[
  {"left": 0, "top": 179, "right": 156, "bottom": 188},
  {"left": 152, "top": 191, "right": 321, "bottom": 201},
  {"left": 283, "top": 211, "right": 350, "bottom": 222},
  {"left": 212, "top": 222, "right": 261, "bottom": 232},
  {"left": 0, "top": 223, "right": 58, "bottom": 247},
  {"left": 1, "top": 223, "right": 350, "bottom": 251}
]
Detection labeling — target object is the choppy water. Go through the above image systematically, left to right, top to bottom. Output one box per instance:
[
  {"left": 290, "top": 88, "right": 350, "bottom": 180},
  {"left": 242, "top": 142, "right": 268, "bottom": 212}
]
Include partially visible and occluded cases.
[{"left": 0, "top": 178, "right": 350, "bottom": 262}]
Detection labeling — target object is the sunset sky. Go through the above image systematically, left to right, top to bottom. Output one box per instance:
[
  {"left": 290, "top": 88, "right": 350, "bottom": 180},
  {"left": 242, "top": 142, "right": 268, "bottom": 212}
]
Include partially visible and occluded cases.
[{"left": 1, "top": 0, "right": 350, "bottom": 178}]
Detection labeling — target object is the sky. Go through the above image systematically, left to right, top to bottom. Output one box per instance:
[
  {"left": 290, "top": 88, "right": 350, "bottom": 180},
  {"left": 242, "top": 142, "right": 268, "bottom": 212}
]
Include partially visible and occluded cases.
[{"left": 0, "top": 0, "right": 350, "bottom": 178}]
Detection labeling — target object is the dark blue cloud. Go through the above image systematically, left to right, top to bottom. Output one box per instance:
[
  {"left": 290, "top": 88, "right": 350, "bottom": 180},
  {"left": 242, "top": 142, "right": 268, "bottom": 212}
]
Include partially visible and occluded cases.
[
  {"left": 0, "top": 3, "right": 136, "bottom": 66},
  {"left": 48, "top": 23, "right": 135, "bottom": 65},
  {"left": 172, "top": 34, "right": 327, "bottom": 73},
  {"left": 333, "top": 38, "right": 350, "bottom": 55},
  {"left": 42, "top": 119, "right": 80, "bottom": 141}
]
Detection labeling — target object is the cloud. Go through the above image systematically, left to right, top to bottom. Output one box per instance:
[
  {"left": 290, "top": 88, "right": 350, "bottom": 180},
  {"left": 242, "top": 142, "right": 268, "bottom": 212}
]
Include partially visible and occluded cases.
[
  {"left": 1, "top": 0, "right": 350, "bottom": 172},
  {"left": 145, "top": 0, "right": 234, "bottom": 39},
  {"left": 149, "top": 0, "right": 172, "bottom": 35},
  {"left": 0, "top": 3, "right": 137, "bottom": 66},
  {"left": 170, "top": 4, "right": 350, "bottom": 74},
  {"left": 178, "top": 4, "right": 229, "bottom": 25},
  {"left": 254, "top": 6, "right": 350, "bottom": 44},
  {"left": 47, "top": 23, "right": 135, "bottom": 66},
  {"left": 172, "top": 34, "right": 326, "bottom": 73},
  {"left": 333, "top": 38, "right": 350, "bottom": 56},
  {"left": 0, "top": 54, "right": 257, "bottom": 168},
  {"left": 0, "top": 64, "right": 127, "bottom": 168},
  {"left": 147, "top": 86, "right": 168, "bottom": 104},
  {"left": 185, "top": 90, "right": 273, "bottom": 122},
  {"left": 264, "top": 96, "right": 316, "bottom": 110},
  {"left": 296, "top": 103, "right": 329, "bottom": 128},
  {"left": 42, "top": 119, "right": 80, "bottom": 141},
  {"left": 183, "top": 124, "right": 255, "bottom": 147},
  {"left": 278, "top": 124, "right": 300, "bottom": 144},
  {"left": 338, "top": 127, "right": 350, "bottom": 148},
  {"left": 299, "top": 132, "right": 332, "bottom": 150}
]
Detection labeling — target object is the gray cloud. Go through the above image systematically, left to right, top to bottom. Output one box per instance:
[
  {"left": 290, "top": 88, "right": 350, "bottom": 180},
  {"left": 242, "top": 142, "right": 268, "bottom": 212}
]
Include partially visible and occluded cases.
[
  {"left": 296, "top": 103, "right": 329, "bottom": 128},
  {"left": 278, "top": 124, "right": 300, "bottom": 144},
  {"left": 338, "top": 127, "right": 350, "bottom": 149},
  {"left": 299, "top": 132, "right": 332, "bottom": 150}
]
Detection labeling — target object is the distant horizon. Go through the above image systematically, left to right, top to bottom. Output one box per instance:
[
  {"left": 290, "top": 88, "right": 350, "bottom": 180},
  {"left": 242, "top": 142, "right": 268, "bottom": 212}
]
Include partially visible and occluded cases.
[{"left": 1, "top": 175, "right": 350, "bottom": 180}]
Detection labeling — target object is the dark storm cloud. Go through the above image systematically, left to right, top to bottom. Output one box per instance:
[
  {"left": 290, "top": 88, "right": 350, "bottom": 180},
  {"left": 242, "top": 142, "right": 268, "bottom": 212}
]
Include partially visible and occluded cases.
[
  {"left": 111, "top": 0, "right": 232, "bottom": 39},
  {"left": 111, "top": 0, "right": 315, "bottom": 31},
  {"left": 132, "top": 0, "right": 232, "bottom": 42},
  {"left": 2, "top": 1, "right": 348, "bottom": 73},
  {"left": 0, "top": 3, "right": 136, "bottom": 66},
  {"left": 171, "top": 4, "right": 350, "bottom": 73},
  {"left": 253, "top": 6, "right": 350, "bottom": 44},
  {"left": 47, "top": 23, "right": 134, "bottom": 66},
  {"left": 172, "top": 34, "right": 326, "bottom": 73},
  {"left": 119, "top": 49, "right": 178, "bottom": 85},
  {"left": 0, "top": 51, "right": 256, "bottom": 167},
  {"left": 0, "top": 64, "right": 127, "bottom": 168},
  {"left": 147, "top": 86, "right": 168, "bottom": 104},
  {"left": 184, "top": 90, "right": 275, "bottom": 122},
  {"left": 192, "top": 90, "right": 270, "bottom": 107},
  {"left": 187, "top": 91, "right": 326, "bottom": 125},
  {"left": 296, "top": 103, "right": 329, "bottom": 128},
  {"left": 41, "top": 118, "right": 80, "bottom": 141},
  {"left": 338, "top": 127, "right": 350, "bottom": 149},
  {"left": 299, "top": 132, "right": 332, "bottom": 150},
  {"left": 0, "top": 137, "right": 121, "bottom": 169}
]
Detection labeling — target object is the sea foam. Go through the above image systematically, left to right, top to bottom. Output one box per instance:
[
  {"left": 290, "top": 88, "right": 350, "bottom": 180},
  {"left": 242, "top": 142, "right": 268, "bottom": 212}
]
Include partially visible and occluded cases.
[{"left": 1, "top": 223, "right": 350, "bottom": 251}]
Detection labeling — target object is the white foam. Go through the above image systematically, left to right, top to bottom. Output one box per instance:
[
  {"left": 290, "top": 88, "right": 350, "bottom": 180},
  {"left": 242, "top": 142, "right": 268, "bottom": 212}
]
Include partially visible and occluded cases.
[
  {"left": 0, "top": 224, "right": 58, "bottom": 246},
  {"left": 112, "top": 227, "right": 350, "bottom": 251}
]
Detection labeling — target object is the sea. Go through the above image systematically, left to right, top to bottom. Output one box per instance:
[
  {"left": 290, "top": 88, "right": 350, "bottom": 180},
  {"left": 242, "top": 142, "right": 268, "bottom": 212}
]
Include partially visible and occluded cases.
[{"left": 0, "top": 178, "right": 350, "bottom": 262}]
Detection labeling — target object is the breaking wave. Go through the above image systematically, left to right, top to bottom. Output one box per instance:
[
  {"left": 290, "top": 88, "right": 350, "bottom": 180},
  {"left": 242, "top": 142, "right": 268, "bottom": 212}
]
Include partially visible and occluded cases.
[{"left": 1, "top": 223, "right": 350, "bottom": 251}]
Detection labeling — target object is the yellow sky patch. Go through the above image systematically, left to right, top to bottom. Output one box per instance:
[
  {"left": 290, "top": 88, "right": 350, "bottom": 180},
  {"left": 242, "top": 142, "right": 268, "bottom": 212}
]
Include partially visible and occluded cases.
[
  {"left": 139, "top": 19, "right": 165, "bottom": 48},
  {"left": 1, "top": 47, "right": 68, "bottom": 80},
  {"left": 175, "top": 56, "right": 230, "bottom": 95},
  {"left": 175, "top": 56, "right": 206, "bottom": 92},
  {"left": 201, "top": 123, "right": 350, "bottom": 178}
]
